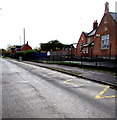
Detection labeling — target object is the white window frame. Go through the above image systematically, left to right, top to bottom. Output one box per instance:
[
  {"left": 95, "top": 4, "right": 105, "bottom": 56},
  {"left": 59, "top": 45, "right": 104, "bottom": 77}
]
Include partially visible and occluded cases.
[
  {"left": 101, "top": 34, "right": 109, "bottom": 49},
  {"left": 87, "top": 37, "right": 90, "bottom": 44},
  {"left": 84, "top": 47, "right": 88, "bottom": 53}
]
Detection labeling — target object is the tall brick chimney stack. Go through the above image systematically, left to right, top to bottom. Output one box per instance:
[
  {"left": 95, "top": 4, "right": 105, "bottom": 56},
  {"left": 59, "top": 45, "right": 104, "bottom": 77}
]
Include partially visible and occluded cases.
[
  {"left": 105, "top": 2, "right": 109, "bottom": 14},
  {"left": 93, "top": 20, "right": 98, "bottom": 30},
  {"left": 26, "top": 41, "right": 28, "bottom": 45}
]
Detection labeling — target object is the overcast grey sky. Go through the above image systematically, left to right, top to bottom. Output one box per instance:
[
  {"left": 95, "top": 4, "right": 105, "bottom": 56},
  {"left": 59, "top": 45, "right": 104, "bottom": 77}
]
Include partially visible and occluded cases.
[{"left": 0, "top": 0, "right": 116, "bottom": 49}]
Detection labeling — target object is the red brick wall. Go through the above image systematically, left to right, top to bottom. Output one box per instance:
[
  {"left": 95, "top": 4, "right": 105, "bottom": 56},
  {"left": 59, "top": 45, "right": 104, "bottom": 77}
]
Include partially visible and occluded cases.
[
  {"left": 93, "top": 12, "right": 117, "bottom": 57},
  {"left": 76, "top": 32, "right": 87, "bottom": 56},
  {"left": 88, "top": 36, "right": 94, "bottom": 57},
  {"left": 21, "top": 44, "right": 32, "bottom": 51}
]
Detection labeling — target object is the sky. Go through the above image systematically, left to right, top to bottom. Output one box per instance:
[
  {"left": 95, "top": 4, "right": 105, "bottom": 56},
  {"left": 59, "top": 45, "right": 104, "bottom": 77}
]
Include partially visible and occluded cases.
[{"left": 0, "top": 0, "right": 116, "bottom": 49}]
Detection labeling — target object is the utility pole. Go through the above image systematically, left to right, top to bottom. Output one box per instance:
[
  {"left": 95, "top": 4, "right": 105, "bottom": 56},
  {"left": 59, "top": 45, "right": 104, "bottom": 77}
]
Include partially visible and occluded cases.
[
  {"left": 0, "top": 8, "right": 2, "bottom": 15},
  {"left": 23, "top": 28, "right": 25, "bottom": 45},
  {"left": 19, "top": 36, "right": 21, "bottom": 45}
]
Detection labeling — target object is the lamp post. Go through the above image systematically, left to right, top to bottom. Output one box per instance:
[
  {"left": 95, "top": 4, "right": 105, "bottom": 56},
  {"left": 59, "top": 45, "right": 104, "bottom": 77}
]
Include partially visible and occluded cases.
[{"left": 0, "top": 8, "right": 2, "bottom": 15}]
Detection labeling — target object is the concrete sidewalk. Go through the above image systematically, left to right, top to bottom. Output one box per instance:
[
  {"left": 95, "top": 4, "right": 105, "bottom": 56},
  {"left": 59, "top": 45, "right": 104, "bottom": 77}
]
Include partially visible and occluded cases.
[{"left": 23, "top": 61, "right": 117, "bottom": 88}]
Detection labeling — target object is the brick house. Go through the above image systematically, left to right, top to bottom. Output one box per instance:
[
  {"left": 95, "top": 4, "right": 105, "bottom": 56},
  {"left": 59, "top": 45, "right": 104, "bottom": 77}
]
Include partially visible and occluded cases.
[
  {"left": 76, "top": 2, "right": 117, "bottom": 58},
  {"left": 93, "top": 2, "right": 117, "bottom": 58},
  {"left": 76, "top": 20, "right": 98, "bottom": 57},
  {"left": 76, "top": 32, "right": 88, "bottom": 56},
  {"left": 11, "top": 41, "right": 32, "bottom": 54},
  {"left": 21, "top": 41, "right": 32, "bottom": 51}
]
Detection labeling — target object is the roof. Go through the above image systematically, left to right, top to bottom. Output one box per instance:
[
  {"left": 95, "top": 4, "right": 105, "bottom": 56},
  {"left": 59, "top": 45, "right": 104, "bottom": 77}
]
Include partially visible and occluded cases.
[
  {"left": 110, "top": 12, "right": 117, "bottom": 23},
  {"left": 82, "top": 29, "right": 97, "bottom": 38},
  {"left": 87, "top": 29, "right": 97, "bottom": 37},
  {"left": 82, "top": 32, "right": 88, "bottom": 37},
  {"left": 83, "top": 41, "right": 94, "bottom": 47},
  {"left": 21, "top": 44, "right": 26, "bottom": 48},
  {"left": 63, "top": 44, "right": 74, "bottom": 48},
  {"left": 15, "top": 45, "right": 22, "bottom": 48},
  {"left": 11, "top": 48, "right": 15, "bottom": 50}
]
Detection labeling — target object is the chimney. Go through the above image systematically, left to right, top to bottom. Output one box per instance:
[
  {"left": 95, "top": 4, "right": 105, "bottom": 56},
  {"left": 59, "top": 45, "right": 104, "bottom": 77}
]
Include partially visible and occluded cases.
[
  {"left": 105, "top": 2, "right": 109, "bottom": 14},
  {"left": 93, "top": 20, "right": 98, "bottom": 30},
  {"left": 26, "top": 41, "right": 28, "bottom": 45}
]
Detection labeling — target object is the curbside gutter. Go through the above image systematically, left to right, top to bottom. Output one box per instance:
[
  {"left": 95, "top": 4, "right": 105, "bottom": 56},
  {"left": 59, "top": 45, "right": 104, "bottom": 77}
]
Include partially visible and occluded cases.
[{"left": 23, "top": 61, "right": 117, "bottom": 89}]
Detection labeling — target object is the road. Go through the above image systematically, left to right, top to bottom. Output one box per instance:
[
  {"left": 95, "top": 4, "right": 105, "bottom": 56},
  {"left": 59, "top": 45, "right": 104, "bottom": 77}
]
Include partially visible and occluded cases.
[{"left": 1, "top": 58, "right": 117, "bottom": 118}]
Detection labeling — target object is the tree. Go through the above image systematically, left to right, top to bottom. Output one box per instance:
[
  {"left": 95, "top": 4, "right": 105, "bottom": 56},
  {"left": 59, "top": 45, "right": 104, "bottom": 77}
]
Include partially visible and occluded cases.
[
  {"left": 40, "top": 40, "right": 63, "bottom": 51},
  {"left": 0, "top": 49, "right": 7, "bottom": 56}
]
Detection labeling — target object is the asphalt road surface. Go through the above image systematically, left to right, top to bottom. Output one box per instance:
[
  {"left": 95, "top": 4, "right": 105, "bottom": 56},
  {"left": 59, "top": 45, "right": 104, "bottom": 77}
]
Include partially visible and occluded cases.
[{"left": 1, "top": 58, "right": 117, "bottom": 118}]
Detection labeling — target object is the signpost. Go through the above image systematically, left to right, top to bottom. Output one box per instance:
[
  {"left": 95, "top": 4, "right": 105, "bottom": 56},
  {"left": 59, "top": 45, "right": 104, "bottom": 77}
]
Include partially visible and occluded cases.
[
  {"left": 47, "top": 51, "right": 50, "bottom": 62},
  {"left": 47, "top": 51, "right": 50, "bottom": 56}
]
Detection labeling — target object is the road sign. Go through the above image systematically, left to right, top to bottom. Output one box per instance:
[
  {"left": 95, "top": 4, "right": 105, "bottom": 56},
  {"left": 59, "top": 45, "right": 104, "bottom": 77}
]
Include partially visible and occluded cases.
[{"left": 47, "top": 51, "right": 50, "bottom": 56}]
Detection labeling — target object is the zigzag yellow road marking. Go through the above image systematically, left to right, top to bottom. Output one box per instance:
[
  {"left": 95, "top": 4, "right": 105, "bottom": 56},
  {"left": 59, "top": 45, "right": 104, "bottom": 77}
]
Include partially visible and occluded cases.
[
  {"left": 31, "top": 68, "right": 37, "bottom": 71},
  {"left": 42, "top": 72, "right": 57, "bottom": 76},
  {"left": 64, "top": 79, "right": 117, "bottom": 99},
  {"left": 64, "top": 79, "right": 105, "bottom": 87},
  {"left": 64, "top": 79, "right": 74, "bottom": 83},
  {"left": 95, "top": 86, "right": 117, "bottom": 99}
]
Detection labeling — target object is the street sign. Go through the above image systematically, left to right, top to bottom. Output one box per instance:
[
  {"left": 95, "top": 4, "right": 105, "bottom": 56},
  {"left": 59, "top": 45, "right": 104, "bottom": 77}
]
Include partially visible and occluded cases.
[{"left": 47, "top": 51, "right": 50, "bottom": 56}]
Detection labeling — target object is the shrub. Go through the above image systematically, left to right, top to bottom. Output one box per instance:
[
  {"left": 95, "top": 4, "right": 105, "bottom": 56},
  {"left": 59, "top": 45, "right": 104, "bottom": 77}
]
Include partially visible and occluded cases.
[{"left": 14, "top": 50, "right": 37, "bottom": 60}]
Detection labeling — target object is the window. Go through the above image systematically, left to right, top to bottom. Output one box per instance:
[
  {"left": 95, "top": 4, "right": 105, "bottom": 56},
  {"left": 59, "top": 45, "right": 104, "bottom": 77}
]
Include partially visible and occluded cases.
[
  {"left": 104, "top": 27, "right": 107, "bottom": 31},
  {"left": 101, "top": 34, "right": 109, "bottom": 49},
  {"left": 87, "top": 37, "right": 90, "bottom": 44},
  {"left": 80, "top": 43, "right": 84, "bottom": 52},
  {"left": 80, "top": 43, "right": 84, "bottom": 49},
  {"left": 84, "top": 47, "right": 88, "bottom": 53}
]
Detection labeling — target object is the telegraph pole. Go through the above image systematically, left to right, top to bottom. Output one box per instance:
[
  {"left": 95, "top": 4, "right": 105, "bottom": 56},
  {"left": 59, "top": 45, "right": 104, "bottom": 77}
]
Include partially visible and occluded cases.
[
  {"left": 0, "top": 8, "right": 2, "bottom": 15},
  {"left": 23, "top": 28, "right": 25, "bottom": 45},
  {"left": 19, "top": 36, "right": 21, "bottom": 45}
]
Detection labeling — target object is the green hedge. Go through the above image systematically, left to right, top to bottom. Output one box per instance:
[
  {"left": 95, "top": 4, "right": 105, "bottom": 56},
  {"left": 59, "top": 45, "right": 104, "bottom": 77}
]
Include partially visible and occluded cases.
[{"left": 14, "top": 50, "right": 37, "bottom": 60}]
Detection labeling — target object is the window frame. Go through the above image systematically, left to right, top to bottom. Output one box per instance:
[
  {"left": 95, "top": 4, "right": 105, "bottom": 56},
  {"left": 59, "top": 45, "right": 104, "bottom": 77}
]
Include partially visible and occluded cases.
[
  {"left": 101, "top": 34, "right": 109, "bottom": 49},
  {"left": 87, "top": 37, "right": 91, "bottom": 44},
  {"left": 84, "top": 47, "right": 88, "bottom": 53}
]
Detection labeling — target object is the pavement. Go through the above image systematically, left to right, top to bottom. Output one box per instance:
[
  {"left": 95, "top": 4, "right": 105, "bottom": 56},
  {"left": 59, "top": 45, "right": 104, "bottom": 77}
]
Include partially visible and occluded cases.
[{"left": 23, "top": 61, "right": 117, "bottom": 88}]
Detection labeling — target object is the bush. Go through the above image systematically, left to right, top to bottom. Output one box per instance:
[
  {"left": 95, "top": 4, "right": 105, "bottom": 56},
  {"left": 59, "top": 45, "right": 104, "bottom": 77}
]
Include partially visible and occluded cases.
[{"left": 14, "top": 50, "right": 37, "bottom": 60}]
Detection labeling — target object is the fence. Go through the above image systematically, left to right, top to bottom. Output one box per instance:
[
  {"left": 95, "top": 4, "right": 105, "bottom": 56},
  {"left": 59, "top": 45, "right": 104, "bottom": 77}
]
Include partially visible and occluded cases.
[
  {"left": 12, "top": 51, "right": 117, "bottom": 69},
  {"left": 35, "top": 54, "right": 117, "bottom": 69}
]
